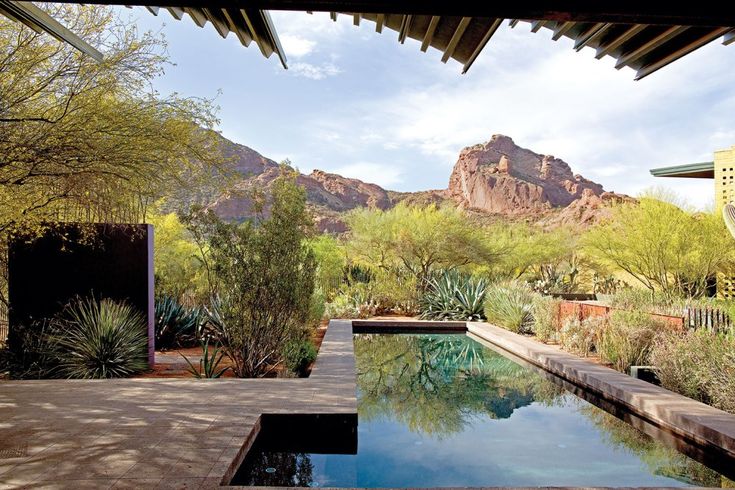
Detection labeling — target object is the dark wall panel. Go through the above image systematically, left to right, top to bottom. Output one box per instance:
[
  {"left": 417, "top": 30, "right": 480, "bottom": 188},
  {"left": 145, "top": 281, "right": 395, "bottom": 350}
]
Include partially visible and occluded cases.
[{"left": 8, "top": 223, "right": 155, "bottom": 365}]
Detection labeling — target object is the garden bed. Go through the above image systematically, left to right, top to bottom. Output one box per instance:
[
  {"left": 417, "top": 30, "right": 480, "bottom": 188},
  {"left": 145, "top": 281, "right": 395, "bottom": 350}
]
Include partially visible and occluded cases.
[{"left": 137, "top": 320, "right": 329, "bottom": 379}]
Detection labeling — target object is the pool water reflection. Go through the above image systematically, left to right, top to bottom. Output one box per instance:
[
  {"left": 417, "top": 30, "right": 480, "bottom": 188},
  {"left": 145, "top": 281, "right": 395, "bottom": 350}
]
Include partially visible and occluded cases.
[{"left": 232, "top": 333, "right": 732, "bottom": 487}]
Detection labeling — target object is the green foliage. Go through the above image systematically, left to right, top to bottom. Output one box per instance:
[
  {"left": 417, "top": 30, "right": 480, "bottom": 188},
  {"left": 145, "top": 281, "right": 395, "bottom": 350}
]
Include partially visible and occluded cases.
[
  {"left": 0, "top": 5, "right": 224, "bottom": 237},
  {"left": 186, "top": 168, "right": 317, "bottom": 377},
  {"left": 584, "top": 192, "right": 735, "bottom": 298},
  {"left": 345, "top": 203, "right": 500, "bottom": 289},
  {"left": 149, "top": 212, "right": 209, "bottom": 302},
  {"left": 486, "top": 223, "right": 575, "bottom": 281},
  {"left": 308, "top": 235, "right": 346, "bottom": 299},
  {"left": 325, "top": 270, "right": 419, "bottom": 319},
  {"left": 419, "top": 270, "right": 487, "bottom": 321},
  {"left": 484, "top": 282, "right": 535, "bottom": 333},
  {"left": 154, "top": 295, "right": 202, "bottom": 350},
  {"left": 531, "top": 295, "right": 562, "bottom": 342},
  {"left": 52, "top": 297, "right": 148, "bottom": 379},
  {"left": 597, "top": 311, "right": 659, "bottom": 372},
  {"left": 559, "top": 316, "right": 603, "bottom": 357},
  {"left": 0, "top": 322, "right": 57, "bottom": 379},
  {"left": 651, "top": 330, "right": 735, "bottom": 413},
  {"left": 181, "top": 337, "right": 229, "bottom": 379},
  {"left": 283, "top": 339, "right": 318, "bottom": 377}
]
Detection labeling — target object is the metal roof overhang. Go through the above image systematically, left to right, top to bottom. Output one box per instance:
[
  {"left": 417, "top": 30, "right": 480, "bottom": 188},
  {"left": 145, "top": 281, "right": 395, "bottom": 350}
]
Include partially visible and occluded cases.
[
  {"left": 3, "top": 2, "right": 735, "bottom": 79},
  {"left": 650, "top": 161, "right": 715, "bottom": 179}
]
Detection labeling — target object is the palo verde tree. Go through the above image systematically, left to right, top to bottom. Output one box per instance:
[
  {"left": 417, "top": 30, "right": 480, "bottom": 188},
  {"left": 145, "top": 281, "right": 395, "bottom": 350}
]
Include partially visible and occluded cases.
[
  {"left": 0, "top": 4, "right": 228, "bottom": 307},
  {"left": 583, "top": 190, "right": 735, "bottom": 298},
  {"left": 345, "top": 203, "right": 502, "bottom": 289}
]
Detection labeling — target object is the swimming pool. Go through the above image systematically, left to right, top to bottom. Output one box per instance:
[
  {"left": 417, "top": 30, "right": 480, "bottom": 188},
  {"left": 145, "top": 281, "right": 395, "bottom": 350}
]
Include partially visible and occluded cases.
[{"left": 232, "top": 333, "right": 733, "bottom": 487}]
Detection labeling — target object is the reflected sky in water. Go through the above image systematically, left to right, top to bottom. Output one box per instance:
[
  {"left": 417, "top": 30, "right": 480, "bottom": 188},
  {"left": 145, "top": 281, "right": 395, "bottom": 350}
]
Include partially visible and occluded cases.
[{"left": 234, "top": 334, "right": 729, "bottom": 488}]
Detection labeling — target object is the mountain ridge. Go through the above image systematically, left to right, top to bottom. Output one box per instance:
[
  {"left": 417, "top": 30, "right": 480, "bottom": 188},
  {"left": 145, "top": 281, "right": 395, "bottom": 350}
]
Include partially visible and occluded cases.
[{"left": 203, "top": 133, "right": 632, "bottom": 230}]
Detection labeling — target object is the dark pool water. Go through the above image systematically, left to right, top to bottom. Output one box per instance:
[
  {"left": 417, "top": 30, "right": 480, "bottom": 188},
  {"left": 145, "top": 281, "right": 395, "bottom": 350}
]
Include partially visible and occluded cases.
[{"left": 233, "top": 333, "right": 733, "bottom": 487}]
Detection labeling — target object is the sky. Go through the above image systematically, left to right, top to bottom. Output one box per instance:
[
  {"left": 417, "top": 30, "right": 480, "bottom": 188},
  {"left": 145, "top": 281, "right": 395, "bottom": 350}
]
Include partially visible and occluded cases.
[{"left": 122, "top": 7, "right": 735, "bottom": 209}]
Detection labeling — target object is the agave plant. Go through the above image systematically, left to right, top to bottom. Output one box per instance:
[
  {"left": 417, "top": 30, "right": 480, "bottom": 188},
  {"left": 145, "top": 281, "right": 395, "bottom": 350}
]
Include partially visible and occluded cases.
[
  {"left": 419, "top": 270, "right": 488, "bottom": 321},
  {"left": 484, "top": 282, "right": 536, "bottom": 334},
  {"left": 155, "top": 295, "right": 202, "bottom": 350},
  {"left": 52, "top": 297, "right": 148, "bottom": 379},
  {"left": 181, "top": 337, "right": 229, "bottom": 379}
]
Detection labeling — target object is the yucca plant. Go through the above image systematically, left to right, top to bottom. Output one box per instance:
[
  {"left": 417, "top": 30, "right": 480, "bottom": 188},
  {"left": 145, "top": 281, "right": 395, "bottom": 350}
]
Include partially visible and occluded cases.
[
  {"left": 419, "top": 270, "right": 488, "bottom": 321},
  {"left": 484, "top": 282, "right": 535, "bottom": 334},
  {"left": 155, "top": 295, "right": 202, "bottom": 350},
  {"left": 53, "top": 297, "right": 148, "bottom": 379},
  {"left": 181, "top": 337, "right": 230, "bottom": 379}
]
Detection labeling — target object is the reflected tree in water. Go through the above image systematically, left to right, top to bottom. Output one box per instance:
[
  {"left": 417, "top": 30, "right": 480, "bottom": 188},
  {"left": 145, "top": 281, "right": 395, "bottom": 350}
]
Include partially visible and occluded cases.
[
  {"left": 354, "top": 334, "right": 563, "bottom": 437},
  {"left": 579, "top": 405, "right": 729, "bottom": 487}
]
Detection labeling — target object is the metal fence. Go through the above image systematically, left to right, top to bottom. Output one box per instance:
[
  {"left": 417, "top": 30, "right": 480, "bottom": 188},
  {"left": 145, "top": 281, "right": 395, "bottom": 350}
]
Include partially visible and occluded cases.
[{"left": 684, "top": 306, "right": 733, "bottom": 334}]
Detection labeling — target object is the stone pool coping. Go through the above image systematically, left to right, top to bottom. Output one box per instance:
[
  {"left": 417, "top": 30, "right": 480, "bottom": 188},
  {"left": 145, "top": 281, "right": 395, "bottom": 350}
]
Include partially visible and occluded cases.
[
  {"left": 1, "top": 318, "right": 734, "bottom": 489},
  {"left": 466, "top": 321, "right": 735, "bottom": 462}
]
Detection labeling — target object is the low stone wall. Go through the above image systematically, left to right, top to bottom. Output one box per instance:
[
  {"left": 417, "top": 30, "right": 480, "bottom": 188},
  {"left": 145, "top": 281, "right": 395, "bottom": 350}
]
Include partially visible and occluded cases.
[{"left": 558, "top": 300, "right": 685, "bottom": 330}]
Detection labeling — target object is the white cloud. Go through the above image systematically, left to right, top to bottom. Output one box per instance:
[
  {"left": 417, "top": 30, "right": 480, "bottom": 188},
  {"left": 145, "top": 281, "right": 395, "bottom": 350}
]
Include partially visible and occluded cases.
[
  {"left": 292, "top": 23, "right": 735, "bottom": 208},
  {"left": 280, "top": 34, "right": 316, "bottom": 58},
  {"left": 289, "top": 62, "right": 341, "bottom": 80},
  {"left": 331, "top": 162, "right": 404, "bottom": 188}
]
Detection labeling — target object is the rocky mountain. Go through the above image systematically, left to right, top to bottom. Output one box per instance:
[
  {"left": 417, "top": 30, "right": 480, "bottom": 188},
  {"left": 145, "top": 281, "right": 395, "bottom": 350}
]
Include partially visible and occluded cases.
[{"left": 202, "top": 133, "right": 629, "bottom": 230}]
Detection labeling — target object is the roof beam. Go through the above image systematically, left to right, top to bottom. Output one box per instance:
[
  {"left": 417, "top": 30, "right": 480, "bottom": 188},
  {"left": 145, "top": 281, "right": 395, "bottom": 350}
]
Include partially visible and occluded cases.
[
  {"left": 0, "top": 1, "right": 103, "bottom": 61},
  {"left": 79, "top": 1, "right": 735, "bottom": 27},
  {"left": 144, "top": 6, "right": 159, "bottom": 15},
  {"left": 165, "top": 6, "right": 184, "bottom": 19},
  {"left": 183, "top": 7, "right": 208, "bottom": 27},
  {"left": 201, "top": 8, "right": 230, "bottom": 37},
  {"left": 221, "top": 8, "right": 253, "bottom": 45},
  {"left": 353, "top": 13, "right": 360, "bottom": 25},
  {"left": 375, "top": 13, "right": 384, "bottom": 32},
  {"left": 398, "top": 14, "right": 412, "bottom": 43},
  {"left": 420, "top": 15, "right": 440, "bottom": 52},
  {"left": 441, "top": 16, "right": 471, "bottom": 62},
  {"left": 462, "top": 18, "right": 502, "bottom": 73},
  {"left": 508, "top": 19, "right": 519, "bottom": 28},
  {"left": 530, "top": 20, "right": 546, "bottom": 32},
  {"left": 551, "top": 21, "right": 574, "bottom": 40},
  {"left": 573, "top": 22, "right": 609, "bottom": 50},
  {"left": 595, "top": 23, "right": 647, "bottom": 59},
  {"left": 614, "top": 25, "right": 689, "bottom": 69},
  {"left": 635, "top": 27, "right": 730, "bottom": 79},
  {"left": 724, "top": 29, "right": 735, "bottom": 46}
]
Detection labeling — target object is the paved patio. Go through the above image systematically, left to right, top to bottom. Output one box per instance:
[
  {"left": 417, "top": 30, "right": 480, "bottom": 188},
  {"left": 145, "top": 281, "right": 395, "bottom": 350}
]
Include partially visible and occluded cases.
[{"left": 0, "top": 320, "right": 356, "bottom": 489}]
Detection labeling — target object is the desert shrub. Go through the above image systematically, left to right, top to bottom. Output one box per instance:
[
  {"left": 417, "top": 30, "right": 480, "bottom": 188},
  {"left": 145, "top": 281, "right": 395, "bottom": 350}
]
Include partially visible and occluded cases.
[
  {"left": 187, "top": 169, "right": 317, "bottom": 378},
  {"left": 419, "top": 270, "right": 487, "bottom": 321},
  {"left": 325, "top": 271, "right": 419, "bottom": 320},
  {"left": 484, "top": 282, "right": 535, "bottom": 333},
  {"left": 325, "top": 291, "right": 362, "bottom": 319},
  {"left": 154, "top": 295, "right": 202, "bottom": 350},
  {"left": 531, "top": 295, "right": 562, "bottom": 342},
  {"left": 52, "top": 297, "right": 148, "bottom": 379},
  {"left": 597, "top": 311, "right": 659, "bottom": 373},
  {"left": 559, "top": 316, "right": 604, "bottom": 357},
  {"left": 0, "top": 322, "right": 58, "bottom": 379},
  {"left": 651, "top": 330, "right": 735, "bottom": 413},
  {"left": 284, "top": 338, "right": 318, "bottom": 377}
]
